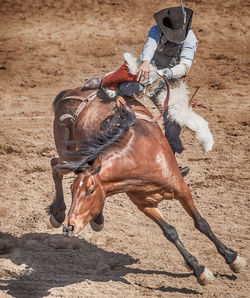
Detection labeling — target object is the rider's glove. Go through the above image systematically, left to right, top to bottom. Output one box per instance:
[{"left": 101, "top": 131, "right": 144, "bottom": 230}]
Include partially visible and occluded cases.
[{"left": 158, "top": 68, "right": 173, "bottom": 80}]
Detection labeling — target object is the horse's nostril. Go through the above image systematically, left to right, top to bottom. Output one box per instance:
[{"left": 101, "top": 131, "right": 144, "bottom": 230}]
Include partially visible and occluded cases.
[
  {"left": 63, "top": 224, "right": 75, "bottom": 234},
  {"left": 68, "top": 225, "right": 74, "bottom": 232}
]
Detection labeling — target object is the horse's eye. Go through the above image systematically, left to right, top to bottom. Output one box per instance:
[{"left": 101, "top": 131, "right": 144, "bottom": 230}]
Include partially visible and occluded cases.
[{"left": 87, "top": 189, "right": 94, "bottom": 196}]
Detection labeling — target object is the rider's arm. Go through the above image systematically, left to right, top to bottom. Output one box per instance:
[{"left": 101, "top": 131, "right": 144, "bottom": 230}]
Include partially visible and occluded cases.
[
  {"left": 140, "top": 25, "right": 162, "bottom": 62},
  {"left": 137, "top": 26, "right": 161, "bottom": 81},
  {"left": 171, "top": 30, "right": 198, "bottom": 78}
]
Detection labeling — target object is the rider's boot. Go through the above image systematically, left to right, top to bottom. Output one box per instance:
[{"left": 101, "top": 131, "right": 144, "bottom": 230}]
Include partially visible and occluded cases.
[
  {"left": 82, "top": 77, "right": 102, "bottom": 90},
  {"left": 179, "top": 166, "right": 190, "bottom": 177}
]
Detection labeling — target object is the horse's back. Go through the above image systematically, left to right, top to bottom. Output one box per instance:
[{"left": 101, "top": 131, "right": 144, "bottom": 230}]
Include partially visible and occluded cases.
[
  {"left": 53, "top": 87, "right": 173, "bottom": 167},
  {"left": 53, "top": 87, "right": 96, "bottom": 117},
  {"left": 74, "top": 90, "right": 154, "bottom": 137}
]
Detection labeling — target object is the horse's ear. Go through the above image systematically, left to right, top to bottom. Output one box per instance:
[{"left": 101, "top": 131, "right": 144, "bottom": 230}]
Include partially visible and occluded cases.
[{"left": 85, "top": 175, "right": 97, "bottom": 196}]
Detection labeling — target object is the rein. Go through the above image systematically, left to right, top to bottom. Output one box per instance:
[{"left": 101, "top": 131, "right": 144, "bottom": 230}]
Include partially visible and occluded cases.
[
  {"left": 151, "top": 73, "right": 170, "bottom": 123},
  {"left": 118, "top": 74, "right": 170, "bottom": 125},
  {"left": 133, "top": 75, "right": 170, "bottom": 125},
  {"left": 188, "top": 86, "right": 213, "bottom": 111}
]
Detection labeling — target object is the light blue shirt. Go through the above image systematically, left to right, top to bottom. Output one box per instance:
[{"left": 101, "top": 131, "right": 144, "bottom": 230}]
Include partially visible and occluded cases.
[{"left": 140, "top": 25, "right": 198, "bottom": 63}]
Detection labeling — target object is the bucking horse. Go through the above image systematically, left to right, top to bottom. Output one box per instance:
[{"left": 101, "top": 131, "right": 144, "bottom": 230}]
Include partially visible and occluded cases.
[{"left": 48, "top": 66, "right": 246, "bottom": 286}]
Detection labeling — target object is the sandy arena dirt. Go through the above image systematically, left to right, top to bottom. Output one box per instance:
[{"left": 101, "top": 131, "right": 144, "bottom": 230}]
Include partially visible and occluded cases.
[{"left": 0, "top": 0, "right": 249, "bottom": 297}]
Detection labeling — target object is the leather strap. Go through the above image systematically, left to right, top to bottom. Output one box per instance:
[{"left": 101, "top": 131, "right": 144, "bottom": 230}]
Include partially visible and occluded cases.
[
  {"left": 59, "top": 91, "right": 97, "bottom": 126},
  {"left": 59, "top": 114, "right": 74, "bottom": 123}
]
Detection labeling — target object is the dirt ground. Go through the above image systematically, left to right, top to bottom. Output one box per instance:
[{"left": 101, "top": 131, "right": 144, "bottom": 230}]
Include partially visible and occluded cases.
[{"left": 0, "top": 0, "right": 249, "bottom": 297}]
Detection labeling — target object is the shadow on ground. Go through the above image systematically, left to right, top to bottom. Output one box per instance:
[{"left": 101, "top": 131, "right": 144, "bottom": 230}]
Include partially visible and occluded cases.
[{"left": 0, "top": 232, "right": 200, "bottom": 297}]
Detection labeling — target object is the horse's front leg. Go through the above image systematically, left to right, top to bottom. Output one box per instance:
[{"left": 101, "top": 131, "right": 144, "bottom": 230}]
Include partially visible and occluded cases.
[
  {"left": 48, "top": 157, "right": 67, "bottom": 228},
  {"left": 179, "top": 188, "right": 247, "bottom": 274},
  {"left": 128, "top": 195, "right": 214, "bottom": 286},
  {"left": 90, "top": 210, "right": 104, "bottom": 232}
]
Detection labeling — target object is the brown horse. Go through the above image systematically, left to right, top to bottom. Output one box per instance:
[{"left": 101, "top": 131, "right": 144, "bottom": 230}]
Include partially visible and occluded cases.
[{"left": 48, "top": 87, "right": 246, "bottom": 286}]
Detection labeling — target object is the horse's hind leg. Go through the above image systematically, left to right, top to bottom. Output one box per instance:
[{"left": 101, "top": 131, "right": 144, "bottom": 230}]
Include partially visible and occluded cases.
[
  {"left": 48, "top": 157, "right": 66, "bottom": 228},
  {"left": 178, "top": 186, "right": 247, "bottom": 273},
  {"left": 129, "top": 198, "right": 214, "bottom": 286}
]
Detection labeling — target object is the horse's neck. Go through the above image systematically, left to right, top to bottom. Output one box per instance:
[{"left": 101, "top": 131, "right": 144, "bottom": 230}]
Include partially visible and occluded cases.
[
  {"left": 95, "top": 129, "right": 134, "bottom": 195},
  {"left": 97, "top": 130, "right": 159, "bottom": 197}
]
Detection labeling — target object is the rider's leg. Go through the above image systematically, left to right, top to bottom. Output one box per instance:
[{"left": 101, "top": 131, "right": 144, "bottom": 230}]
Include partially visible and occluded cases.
[
  {"left": 82, "top": 77, "right": 102, "bottom": 90},
  {"left": 118, "top": 81, "right": 144, "bottom": 96},
  {"left": 163, "top": 110, "right": 190, "bottom": 177},
  {"left": 163, "top": 111, "right": 184, "bottom": 154}
]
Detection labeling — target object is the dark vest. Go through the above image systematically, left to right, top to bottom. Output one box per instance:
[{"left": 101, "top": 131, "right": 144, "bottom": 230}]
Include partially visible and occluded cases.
[{"left": 153, "top": 37, "right": 183, "bottom": 70}]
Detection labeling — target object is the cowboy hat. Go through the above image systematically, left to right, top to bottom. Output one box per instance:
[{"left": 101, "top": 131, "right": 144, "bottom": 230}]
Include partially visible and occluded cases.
[{"left": 154, "top": 6, "right": 193, "bottom": 43}]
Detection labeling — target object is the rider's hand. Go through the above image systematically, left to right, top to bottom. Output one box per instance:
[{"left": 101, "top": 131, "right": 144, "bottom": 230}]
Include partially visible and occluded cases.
[
  {"left": 136, "top": 61, "right": 151, "bottom": 82},
  {"left": 158, "top": 68, "right": 173, "bottom": 80}
]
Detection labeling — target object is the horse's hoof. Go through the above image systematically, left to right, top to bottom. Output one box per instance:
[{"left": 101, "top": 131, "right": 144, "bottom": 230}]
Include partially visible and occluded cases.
[
  {"left": 50, "top": 157, "right": 58, "bottom": 167},
  {"left": 50, "top": 214, "right": 61, "bottom": 228},
  {"left": 90, "top": 220, "right": 104, "bottom": 232},
  {"left": 229, "top": 255, "right": 247, "bottom": 273},
  {"left": 196, "top": 267, "right": 214, "bottom": 286}
]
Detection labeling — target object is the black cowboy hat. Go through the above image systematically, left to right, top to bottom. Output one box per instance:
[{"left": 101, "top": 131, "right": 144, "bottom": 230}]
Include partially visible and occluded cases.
[{"left": 154, "top": 6, "right": 193, "bottom": 43}]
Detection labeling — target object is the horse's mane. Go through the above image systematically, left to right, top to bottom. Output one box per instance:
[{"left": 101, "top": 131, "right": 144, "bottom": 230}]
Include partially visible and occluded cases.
[{"left": 56, "top": 103, "right": 136, "bottom": 173}]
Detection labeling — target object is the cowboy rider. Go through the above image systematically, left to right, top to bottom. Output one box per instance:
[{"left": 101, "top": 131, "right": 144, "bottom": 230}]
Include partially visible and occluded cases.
[{"left": 118, "top": 1, "right": 197, "bottom": 176}]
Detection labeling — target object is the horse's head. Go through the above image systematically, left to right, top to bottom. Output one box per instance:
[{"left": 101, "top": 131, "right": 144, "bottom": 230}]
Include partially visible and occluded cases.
[
  {"left": 57, "top": 99, "right": 136, "bottom": 237},
  {"left": 63, "top": 167, "right": 104, "bottom": 237}
]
